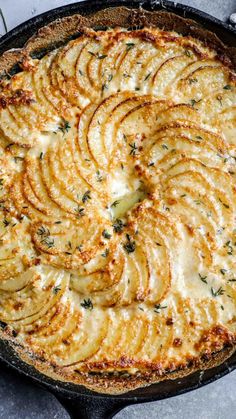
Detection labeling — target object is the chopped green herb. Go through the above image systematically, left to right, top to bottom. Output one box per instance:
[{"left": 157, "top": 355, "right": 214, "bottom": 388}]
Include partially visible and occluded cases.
[
  {"left": 126, "top": 42, "right": 135, "bottom": 51},
  {"left": 185, "top": 50, "right": 192, "bottom": 57},
  {"left": 97, "top": 54, "right": 107, "bottom": 60},
  {"left": 79, "top": 69, "right": 84, "bottom": 76},
  {"left": 144, "top": 72, "right": 152, "bottom": 81},
  {"left": 123, "top": 73, "right": 131, "bottom": 78},
  {"left": 189, "top": 77, "right": 198, "bottom": 84},
  {"left": 101, "top": 83, "right": 108, "bottom": 92},
  {"left": 223, "top": 84, "right": 232, "bottom": 90},
  {"left": 135, "top": 86, "right": 140, "bottom": 91},
  {"left": 190, "top": 98, "right": 202, "bottom": 107},
  {"left": 58, "top": 120, "right": 71, "bottom": 134},
  {"left": 196, "top": 135, "right": 203, "bottom": 140},
  {"left": 129, "top": 142, "right": 138, "bottom": 156},
  {"left": 161, "top": 144, "right": 168, "bottom": 150},
  {"left": 39, "top": 152, "right": 43, "bottom": 160},
  {"left": 14, "top": 156, "right": 24, "bottom": 163},
  {"left": 148, "top": 162, "right": 155, "bottom": 167},
  {"left": 96, "top": 170, "right": 103, "bottom": 182},
  {"left": 82, "top": 190, "right": 91, "bottom": 204},
  {"left": 180, "top": 194, "right": 186, "bottom": 198},
  {"left": 219, "top": 198, "right": 229, "bottom": 209},
  {"left": 111, "top": 200, "right": 120, "bottom": 208},
  {"left": 75, "top": 205, "right": 85, "bottom": 218},
  {"left": 3, "top": 218, "right": 10, "bottom": 228},
  {"left": 113, "top": 218, "right": 125, "bottom": 233},
  {"left": 55, "top": 221, "right": 62, "bottom": 224},
  {"left": 37, "top": 225, "right": 50, "bottom": 237},
  {"left": 102, "top": 230, "right": 111, "bottom": 239},
  {"left": 123, "top": 234, "right": 136, "bottom": 254},
  {"left": 41, "top": 236, "right": 55, "bottom": 248},
  {"left": 224, "top": 240, "right": 233, "bottom": 255},
  {"left": 101, "top": 248, "right": 109, "bottom": 258},
  {"left": 220, "top": 268, "right": 227, "bottom": 275},
  {"left": 198, "top": 273, "right": 208, "bottom": 284},
  {"left": 53, "top": 286, "right": 61, "bottom": 295},
  {"left": 211, "top": 286, "right": 225, "bottom": 297},
  {"left": 81, "top": 298, "right": 93, "bottom": 310},
  {"left": 154, "top": 303, "right": 167, "bottom": 314},
  {"left": 220, "top": 305, "right": 224, "bottom": 310}
]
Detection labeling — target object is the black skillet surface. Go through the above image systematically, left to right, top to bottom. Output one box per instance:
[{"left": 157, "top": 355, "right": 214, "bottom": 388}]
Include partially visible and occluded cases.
[{"left": 0, "top": 1, "right": 236, "bottom": 418}]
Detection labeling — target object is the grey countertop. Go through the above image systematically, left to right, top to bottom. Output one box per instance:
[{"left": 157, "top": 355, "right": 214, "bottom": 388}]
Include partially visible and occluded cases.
[{"left": 0, "top": 1, "right": 236, "bottom": 418}]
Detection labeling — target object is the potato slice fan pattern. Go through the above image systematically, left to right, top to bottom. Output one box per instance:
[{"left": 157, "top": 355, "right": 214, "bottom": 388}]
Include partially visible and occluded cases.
[{"left": 0, "top": 26, "right": 236, "bottom": 392}]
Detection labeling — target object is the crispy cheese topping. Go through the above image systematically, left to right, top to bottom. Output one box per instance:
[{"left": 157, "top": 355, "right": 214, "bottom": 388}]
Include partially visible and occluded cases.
[{"left": 0, "top": 27, "right": 235, "bottom": 392}]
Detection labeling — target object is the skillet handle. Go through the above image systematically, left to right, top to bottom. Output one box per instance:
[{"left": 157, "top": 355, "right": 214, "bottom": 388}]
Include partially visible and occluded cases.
[{"left": 55, "top": 394, "right": 132, "bottom": 419}]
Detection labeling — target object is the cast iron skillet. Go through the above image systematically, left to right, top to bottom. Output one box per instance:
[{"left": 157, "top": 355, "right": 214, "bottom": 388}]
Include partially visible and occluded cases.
[{"left": 0, "top": 1, "right": 236, "bottom": 418}]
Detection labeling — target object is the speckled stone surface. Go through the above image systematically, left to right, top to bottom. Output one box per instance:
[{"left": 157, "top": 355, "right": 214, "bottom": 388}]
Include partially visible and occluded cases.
[{"left": 0, "top": 1, "right": 236, "bottom": 418}]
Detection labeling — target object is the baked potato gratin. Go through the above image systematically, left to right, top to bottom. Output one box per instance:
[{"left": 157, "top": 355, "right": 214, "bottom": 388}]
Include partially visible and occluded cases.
[{"left": 0, "top": 20, "right": 236, "bottom": 393}]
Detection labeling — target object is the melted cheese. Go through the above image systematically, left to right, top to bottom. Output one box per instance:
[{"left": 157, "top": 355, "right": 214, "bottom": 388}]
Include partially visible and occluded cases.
[{"left": 0, "top": 26, "right": 235, "bottom": 391}]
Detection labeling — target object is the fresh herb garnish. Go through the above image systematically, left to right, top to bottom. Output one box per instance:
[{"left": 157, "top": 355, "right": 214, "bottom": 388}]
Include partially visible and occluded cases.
[
  {"left": 126, "top": 42, "right": 135, "bottom": 51},
  {"left": 185, "top": 50, "right": 192, "bottom": 57},
  {"left": 144, "top": 72, "right": 151, "bottom": 81},
  {"left": 189, "top": 77, "right": 198, "bottom": 84},
  {"left": 223, "top": 85, "right": 232, "bottom": 90},
  {"left": 190, "top": 98, "right": 202, "bottom": 107},
  {"left": 58, "top": 120, "right": 71, "bottom": 134},
  {"left": 129, "top": 142, "right": 138, "bottom": 156},
  {"left": 161, "top": 144, "right": 168, "bottom": 150},
  {"left": 39, "top": 152, "right": 43, "bottom": 160},
  {"left": 14, "top": 156, "right": 24, "bottom": 163},
  {"left": 148, "top": 162, "right": 155, "bottom": 167},
  {"left": 96, "top": 170, "right": 103, "bottom": 182},
  {"left": 82, "top": 190, "right": 91, "bottom": 204},
  {"left": 219, "top": 197, "right": 229, "bottom": 209},
  {"left": 111, "top": 200, "right": 120, "bottom": 208},
  {"left": 75, "top": 205, "right": 85, "bottom": 218},
  {"left": 3, "top": 218, "right": 10, "bottom": 228},
  {"left": 113, "top": 218, "right": 125, "bottom": 233},
  {"left": 37, "top": 225, "right": 50, "bottom": 237},
  {"left": 102, "top": 230, "right": 111, "bottom": 239},
  {"left": 123, "top": 234, "right": 136, "bottom": 254},
  {"left": 41, "top": 236, "right": 55, "bottom": 248},
  {"left": 224, "top": 240, "right": 233, "bottom": 255},
  {"left": 101, "top": 248, "right": 109, "bottom": 258},
  {"left": 220, "top": 268, "right": 227, "bottom": 275},
  {"left": 199, "top": 273, "right": 208, "bottom": 284},
  {"left": 53, "top": 286, "right": 61, "bottom": 295},
  {"left": 211, "top": 286, "right": 225, "bottom": 297},
  {"left": 81, "top": 298, "right": 93, "bottom": 310},
  {"left": 154, "top": 303, "right": 167, "bottom": 314}
]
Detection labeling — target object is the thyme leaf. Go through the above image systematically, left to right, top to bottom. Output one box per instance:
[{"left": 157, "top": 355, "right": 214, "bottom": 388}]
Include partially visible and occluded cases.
[
  {"left": 82, "top": 190, "right": 91, "bottom": 204},
  {"left": 123, "top": 234, "right": 136, "bottom": 254},
  {"left": 211, "top": 286, "right": 225, "bottom": 297},
  {"left": 81, "top": 298, "right": 93, "bottom": 310}
]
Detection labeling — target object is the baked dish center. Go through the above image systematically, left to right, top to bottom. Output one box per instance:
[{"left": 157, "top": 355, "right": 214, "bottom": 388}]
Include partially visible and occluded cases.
[{"left": 0, "top": 25, "right": 235, "bottom": 393}]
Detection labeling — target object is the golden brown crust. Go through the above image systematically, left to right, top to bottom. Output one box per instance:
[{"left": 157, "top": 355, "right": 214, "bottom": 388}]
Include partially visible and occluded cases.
[
  {"left": 0, "top": 6, "right": 236, "bottom": 395},
  {"left": 0, "top": 7, "right": 236, "bottom": 76}
]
